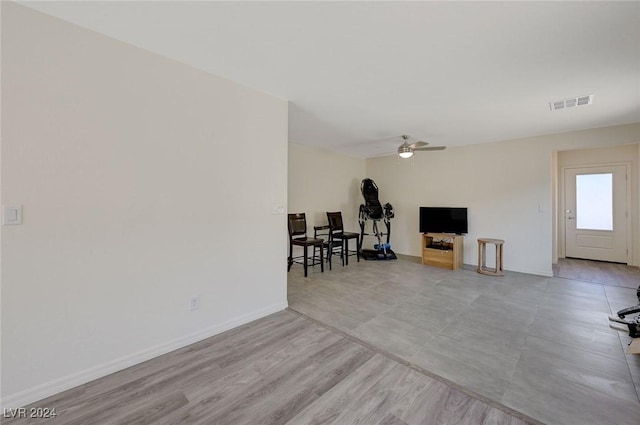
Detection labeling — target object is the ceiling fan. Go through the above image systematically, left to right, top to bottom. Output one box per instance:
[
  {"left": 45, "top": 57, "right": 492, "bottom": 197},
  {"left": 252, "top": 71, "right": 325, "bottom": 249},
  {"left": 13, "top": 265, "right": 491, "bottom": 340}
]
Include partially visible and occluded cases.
[{"left": 397, "top": 135, "right": 445, "bottom": 158}]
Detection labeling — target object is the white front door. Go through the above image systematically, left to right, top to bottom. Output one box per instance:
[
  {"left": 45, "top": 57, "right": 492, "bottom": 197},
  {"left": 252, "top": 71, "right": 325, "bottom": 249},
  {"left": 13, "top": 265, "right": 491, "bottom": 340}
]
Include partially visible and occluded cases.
[{"left": 564, "top": 165, "right": 628, "bottom": 263}]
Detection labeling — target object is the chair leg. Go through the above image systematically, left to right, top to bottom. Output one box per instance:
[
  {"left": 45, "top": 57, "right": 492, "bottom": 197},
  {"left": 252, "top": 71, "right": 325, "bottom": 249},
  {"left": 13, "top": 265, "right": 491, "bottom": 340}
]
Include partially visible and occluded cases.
[
  {"left": 356, "top": 237, "right": 360, "bottom": 262},
  {"left": 344, "top": 239, "right": 349, "bottom": 265},
  {"left": 288, "top": 243, "right": 293, "bottom": 272},
  {"left": 319, "top": 243, "right": 324, "bottom": 273},
  {"left": 303, "top": 245, "right": 308, "bottom": 277}
]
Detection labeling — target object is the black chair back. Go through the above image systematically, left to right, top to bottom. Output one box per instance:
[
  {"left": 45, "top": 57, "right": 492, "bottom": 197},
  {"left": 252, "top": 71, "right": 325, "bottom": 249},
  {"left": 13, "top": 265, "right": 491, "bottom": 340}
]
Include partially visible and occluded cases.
[
  {"left": 327, "top": 212, "right": 345, "bottom": 233},
  {"left": 288, "top": 213, "right": 307, "bottom": 239}
]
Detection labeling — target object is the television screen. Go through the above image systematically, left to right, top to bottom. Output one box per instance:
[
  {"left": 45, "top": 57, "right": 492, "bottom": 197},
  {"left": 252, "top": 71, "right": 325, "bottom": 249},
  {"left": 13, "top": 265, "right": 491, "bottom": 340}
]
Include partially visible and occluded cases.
[{"left": 420, "top": 207, "right": 468, "bottom": 234}]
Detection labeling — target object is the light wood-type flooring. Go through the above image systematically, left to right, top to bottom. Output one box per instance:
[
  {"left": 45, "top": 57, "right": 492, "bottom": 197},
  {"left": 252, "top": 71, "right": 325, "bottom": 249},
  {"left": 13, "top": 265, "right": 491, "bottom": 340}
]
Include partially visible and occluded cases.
[
  {"left": 288, "top": 256, "right": 640, "bottom": 425},
  {"left": 553, "top": 257, "right": 640, "bottom": 289},
  {"left": 4, "top": 310, "right": 530, "bottom": 425}
]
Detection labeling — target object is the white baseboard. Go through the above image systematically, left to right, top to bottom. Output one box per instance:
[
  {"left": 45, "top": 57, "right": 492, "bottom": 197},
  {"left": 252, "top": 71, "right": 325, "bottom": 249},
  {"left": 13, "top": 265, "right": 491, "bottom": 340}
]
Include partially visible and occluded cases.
[
  {"left": 462, "top": 262, "right": 553, "bottom": 278},
  {"left": 504, "top": 266, "right": 553, "bottom": 277},
  {"left": 0, "top": 301, "right": 288, "bottom": 410}
]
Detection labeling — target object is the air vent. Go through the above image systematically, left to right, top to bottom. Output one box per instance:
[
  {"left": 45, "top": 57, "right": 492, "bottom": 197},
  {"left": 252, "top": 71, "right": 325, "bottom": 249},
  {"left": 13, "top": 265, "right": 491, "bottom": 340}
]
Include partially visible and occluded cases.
[{"left": 550, "top": 95, "right": 593, "bottom": 111}]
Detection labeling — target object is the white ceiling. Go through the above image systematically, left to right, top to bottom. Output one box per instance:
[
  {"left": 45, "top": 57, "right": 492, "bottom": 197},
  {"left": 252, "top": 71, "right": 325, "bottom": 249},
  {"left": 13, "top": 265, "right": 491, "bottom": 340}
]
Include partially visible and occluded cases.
[{"left": 21, "top": 1, "right": 640, "bottom": 157}]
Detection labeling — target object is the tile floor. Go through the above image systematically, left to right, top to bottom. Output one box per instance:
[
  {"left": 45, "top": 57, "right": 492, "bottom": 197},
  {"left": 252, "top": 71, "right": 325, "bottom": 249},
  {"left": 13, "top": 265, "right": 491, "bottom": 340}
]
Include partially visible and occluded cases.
[{"left": 288, "top": 256, "right": 640, "bottom": 425}]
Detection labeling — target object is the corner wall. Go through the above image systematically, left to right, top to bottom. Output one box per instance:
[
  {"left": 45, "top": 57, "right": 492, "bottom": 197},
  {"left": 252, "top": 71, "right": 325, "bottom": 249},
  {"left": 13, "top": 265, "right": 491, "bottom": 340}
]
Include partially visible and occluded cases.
[
  {"left": 1, "top": 3, "right": 288, "bottom": 406},
  {"left": 366, "top": 123, "right": 640, "bottom": 276},
  {"left": 288, "top": 143, "right": 365, "bottom": 231}
]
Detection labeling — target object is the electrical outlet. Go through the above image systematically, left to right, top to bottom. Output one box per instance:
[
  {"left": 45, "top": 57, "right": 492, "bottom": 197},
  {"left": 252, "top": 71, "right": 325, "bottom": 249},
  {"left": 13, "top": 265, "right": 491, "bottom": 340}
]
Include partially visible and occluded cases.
[{"left": 190, "top": 295, "right": 200, "bottom": 311}]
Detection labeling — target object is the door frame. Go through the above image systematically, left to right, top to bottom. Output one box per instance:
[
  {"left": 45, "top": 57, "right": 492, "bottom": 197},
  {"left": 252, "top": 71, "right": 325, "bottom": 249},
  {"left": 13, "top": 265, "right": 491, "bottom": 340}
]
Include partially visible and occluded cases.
[{"left": 558, "top": 161, "right": 632, "bottom": 264}]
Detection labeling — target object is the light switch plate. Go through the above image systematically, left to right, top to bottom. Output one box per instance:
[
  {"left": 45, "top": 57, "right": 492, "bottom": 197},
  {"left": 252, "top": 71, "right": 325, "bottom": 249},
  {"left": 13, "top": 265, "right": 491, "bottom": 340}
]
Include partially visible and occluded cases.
[
  {"left": 272, "top": 204, "right": 286, "bottom": 214},
  {"left": 3, "top": 205, "right": 23, "bottom": 225}
]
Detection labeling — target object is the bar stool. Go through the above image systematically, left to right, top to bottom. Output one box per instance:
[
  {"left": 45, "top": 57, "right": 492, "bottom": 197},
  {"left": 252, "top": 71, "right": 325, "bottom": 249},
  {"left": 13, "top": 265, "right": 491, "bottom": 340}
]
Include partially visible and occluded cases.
[
  {"left": 327, "top": 211, "right": 360, "bottom": 266},
  {"left": 288, "top": 213, "right": 324, "bottom": 277},
  {"left": 477, "top": 238, "right": 504, "bottom": 276}
]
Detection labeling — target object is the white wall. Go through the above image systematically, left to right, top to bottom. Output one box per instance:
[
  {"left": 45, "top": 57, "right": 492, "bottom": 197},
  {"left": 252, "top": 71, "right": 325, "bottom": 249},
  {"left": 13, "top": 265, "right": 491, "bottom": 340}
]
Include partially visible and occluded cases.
[
  {"left": 1, "top": 3, "right": 288, "bottom": 407},
  {"left": 366, "top": 123, "right": 640, "bottom": 276},
  {"left": 288, "top": 143, "right": 365, "bottom": 231},
  {"left": 557, "top": 144, "right": 639, "bottom": 265}
]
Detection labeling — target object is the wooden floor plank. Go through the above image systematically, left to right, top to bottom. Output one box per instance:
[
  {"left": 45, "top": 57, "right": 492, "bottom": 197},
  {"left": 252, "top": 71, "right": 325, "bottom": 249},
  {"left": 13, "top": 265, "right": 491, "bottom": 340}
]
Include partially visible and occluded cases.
[
  {"left": 156, "top": 323, "right": 342, "bottom": 425},
  {"left": 287, "top": 354, "right": 397, "bottom": 425},
  {"left": 115, "top": 392, "right": 189, "bottom": 425}
]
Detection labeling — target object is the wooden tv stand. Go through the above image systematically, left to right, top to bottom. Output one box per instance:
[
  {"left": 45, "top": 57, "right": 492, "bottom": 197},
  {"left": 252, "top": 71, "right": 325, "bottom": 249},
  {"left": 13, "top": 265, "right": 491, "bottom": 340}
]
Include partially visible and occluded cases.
[{"left": 422, "top": 233, "right": 464, "bottom": 270}]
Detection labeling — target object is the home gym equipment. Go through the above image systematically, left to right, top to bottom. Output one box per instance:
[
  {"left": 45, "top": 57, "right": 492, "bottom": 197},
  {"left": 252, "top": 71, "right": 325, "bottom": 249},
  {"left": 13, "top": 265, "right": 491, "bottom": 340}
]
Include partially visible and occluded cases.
[
  {"left": 358, "top": 178, "right": 396, "bottom": 260},
  {"left": 609, "top": 284, "right": 640, "bottom": 338}
]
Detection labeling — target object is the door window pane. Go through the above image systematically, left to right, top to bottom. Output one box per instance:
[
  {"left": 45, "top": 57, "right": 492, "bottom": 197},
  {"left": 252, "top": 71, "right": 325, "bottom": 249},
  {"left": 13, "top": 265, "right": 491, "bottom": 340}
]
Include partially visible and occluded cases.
[{"left": 576, "top": 173, "right": 613, "bottom": 230}]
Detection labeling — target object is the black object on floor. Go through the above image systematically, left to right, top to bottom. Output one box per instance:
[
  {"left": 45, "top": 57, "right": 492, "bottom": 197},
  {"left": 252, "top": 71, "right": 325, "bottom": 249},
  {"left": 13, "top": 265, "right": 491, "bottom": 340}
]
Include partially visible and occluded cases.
[
  {"left": 358, "top": 178, "right": 395, "bottom": 257},
  {"left": 361, "top": 248, "right": 397, "bottom": 261},
  {"left": 608, "top": 282, "right": 640, "bottom": 338}
]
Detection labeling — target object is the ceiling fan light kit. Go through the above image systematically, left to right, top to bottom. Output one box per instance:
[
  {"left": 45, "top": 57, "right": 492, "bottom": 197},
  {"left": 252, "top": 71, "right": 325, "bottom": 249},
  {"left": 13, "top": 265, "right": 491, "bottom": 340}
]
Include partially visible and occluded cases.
[
  {"left": 396, "top": 134, "right": 445, "bottom": 158},
  {"left": 398, "top": 145, "right": 414, "bottom": 158}
]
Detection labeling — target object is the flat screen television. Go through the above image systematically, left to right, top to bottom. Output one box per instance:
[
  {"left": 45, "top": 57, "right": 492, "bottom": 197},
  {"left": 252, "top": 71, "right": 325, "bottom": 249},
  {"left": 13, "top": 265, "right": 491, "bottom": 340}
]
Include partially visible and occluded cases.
[{"left": 420, "top": 207, "right": 468, "bottom": 234}]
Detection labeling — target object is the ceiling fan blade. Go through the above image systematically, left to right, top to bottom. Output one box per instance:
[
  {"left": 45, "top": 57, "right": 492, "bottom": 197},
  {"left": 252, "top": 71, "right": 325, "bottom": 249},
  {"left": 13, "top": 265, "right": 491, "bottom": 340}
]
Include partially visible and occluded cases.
[
  {"left": 408, "top": 141, "right": 428, "bottom": 149},
  {"left": 414, "top": 146, "right": 446, "bottom": 151}
]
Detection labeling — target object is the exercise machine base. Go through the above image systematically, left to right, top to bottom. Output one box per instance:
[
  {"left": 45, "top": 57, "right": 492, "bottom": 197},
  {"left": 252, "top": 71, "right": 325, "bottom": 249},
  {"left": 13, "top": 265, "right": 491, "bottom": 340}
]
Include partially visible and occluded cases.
[
  {"left": 360, "top": 249, "right": 397, "bottom": 261},
  {"left": 609, "top": 314, "right": 640, "bottom": 338}
]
